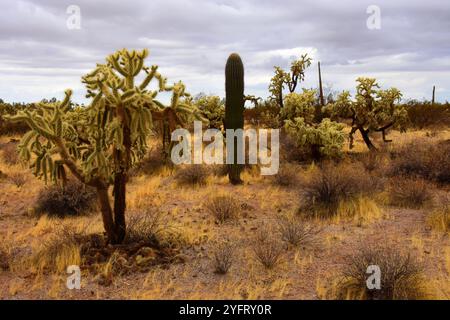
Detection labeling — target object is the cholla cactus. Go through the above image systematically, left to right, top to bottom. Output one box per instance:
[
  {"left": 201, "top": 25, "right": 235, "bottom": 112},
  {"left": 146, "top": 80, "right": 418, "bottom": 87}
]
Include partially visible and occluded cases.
[
  {"left": 6, "top": 49, "right": 189, "bottom": 244},
  {"left": 269, "top": 54, "right": 312, "bottom": 108},
  {"left": 332, "top": 77, "right": 407, "bottom": 150},
  {"left": 281, "top": 89, "right": 317, "bottom": 123},
  {"left": 283, "top": 89, "right": 345, "bottom": 160},
  {"left": 195, "top": 95, "right": 225, "bottom": 130},
  {"left": 285, "top": 118, "right": 345, "bottom": 159}
]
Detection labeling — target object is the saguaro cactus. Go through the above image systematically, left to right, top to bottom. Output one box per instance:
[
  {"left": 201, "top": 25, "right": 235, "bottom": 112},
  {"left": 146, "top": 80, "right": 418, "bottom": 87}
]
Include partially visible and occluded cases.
[{"left": 225, "top": 53, "right": 245, "bottom": 185}]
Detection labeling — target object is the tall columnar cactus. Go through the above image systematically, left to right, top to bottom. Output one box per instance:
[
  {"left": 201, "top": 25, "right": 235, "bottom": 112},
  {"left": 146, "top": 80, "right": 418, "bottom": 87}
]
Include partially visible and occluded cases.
[
  {"left": 6, "top": 49, "right": 191, "bottom": 244},
  {"left": 225, "top": 53, "right": 245, "bottom": 185}
]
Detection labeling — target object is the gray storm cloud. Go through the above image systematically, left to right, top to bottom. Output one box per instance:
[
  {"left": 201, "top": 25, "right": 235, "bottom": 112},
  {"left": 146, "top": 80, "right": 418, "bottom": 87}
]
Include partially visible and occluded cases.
[{"left": 0, "top": 0, "right": 449, "bottom": 103}]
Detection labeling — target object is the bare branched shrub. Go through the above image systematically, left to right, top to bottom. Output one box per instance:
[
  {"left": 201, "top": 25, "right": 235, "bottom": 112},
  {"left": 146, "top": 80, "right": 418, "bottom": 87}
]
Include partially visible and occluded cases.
[
  {"left": 1, "top": 142, "right": 19, "bottom": 165},
  {"left": 299, "top": 162, "right": 377, "bottom": 218},
  {"left": 175, "top": 165, "right": 209, "bottom": 186},
  {"left": 272, "top": 165, "right": 299, "bottom": 187},
  {"left": 8, "top": 172, "right": 26, "bottom": 187},
  {"left": 389, "top": 178, "right": 433, "bottom": 209},
  {"left": 35, "top": 180, "right": 96, "bottom": 217},
  {"left": 205, "top": 195, "right": 239, "bottom": 223},
  {"left": 277, "top": 215, "right": 321, "bottom": 247},
  {"left": 252, "top": 227, "right": 284, "bottom": 269},
  {"left": 212, "top": 240, "right": 235, "bottom": 274},
  {"left": 336, "top": 244, "right": 427, "bottom": 300}
]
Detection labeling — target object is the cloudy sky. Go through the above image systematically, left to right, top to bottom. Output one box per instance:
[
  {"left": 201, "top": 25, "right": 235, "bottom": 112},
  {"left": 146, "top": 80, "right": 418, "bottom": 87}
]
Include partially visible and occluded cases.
[{"left": 1, "top": 0, "right": 449, "bottom": 104}]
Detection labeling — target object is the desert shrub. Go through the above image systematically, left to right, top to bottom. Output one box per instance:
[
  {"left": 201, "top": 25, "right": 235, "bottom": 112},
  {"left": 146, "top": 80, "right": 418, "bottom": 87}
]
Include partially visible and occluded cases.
[
  {"left": 405, "top": 101, "right": 450, "bottom": 129},
  {"left": 0, "top": 102, "right": 30, "bottom": 135},
  {"left": 280, "top": 132, "right": 308, "bottom": 162},
  {"left": 389, "top": 140, "right": 450, "bottom": 185},
  {"left": 1, "top": 142, "right": 19, "bottom": 165},
  {"left": 130, "top": 145, "right": 167, "bottom": 176},
  {"left": 354, "top": 151, "right": 387, "bottom": 173},
  {"left": 299, "top": 162, "right": 377, "bottom": 218},
  {"left": 211, "top": 164, "right": 228, "bottom": 177},
  {"left": 175, "top": 165, "right": 209, "bottom": 186},
  {"left": 272, "top": 165, "right": 299, "bottom": 187},
  {"left": 8, "top": 172, "right": 26, "bottom": 187},
  {"left": 389, "top": 178, "right": 433, "bottom": 209},
  {"left": 35, "top": 180, "right": 96, "bottom": 217},
  {"left": 205, "top": 195, "right": 239, "bottom": 224},
  {"left": 277, "top": 215, "right": 321, "bottom": 247},
  {"left": 252, "top": 227, "right": 284, "bottom": 269},
  {"left": 212, "top": 240, "right": 234, "bottom": 274},
  {"left": 335, "top": 244, "right": 427, "bottom": 300}
]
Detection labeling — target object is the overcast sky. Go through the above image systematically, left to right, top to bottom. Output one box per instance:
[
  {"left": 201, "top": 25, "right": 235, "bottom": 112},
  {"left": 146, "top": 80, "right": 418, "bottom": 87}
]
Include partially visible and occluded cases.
[{"left": 1, "top": 0, "right": 449, "bottom": 104}]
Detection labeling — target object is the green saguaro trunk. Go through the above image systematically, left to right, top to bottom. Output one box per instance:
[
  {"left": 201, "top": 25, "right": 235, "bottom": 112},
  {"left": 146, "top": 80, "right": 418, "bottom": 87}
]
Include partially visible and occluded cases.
[{"left": 225, "top": 53, "right": 245, "bottom": 185}]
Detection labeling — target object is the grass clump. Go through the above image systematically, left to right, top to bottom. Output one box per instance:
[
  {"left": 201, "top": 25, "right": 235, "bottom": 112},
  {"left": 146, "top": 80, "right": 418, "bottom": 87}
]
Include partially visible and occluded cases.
[
  {"left": 299, "top": 162, "right": 379, "bottom": 219},
  {"left": 205, "top": 195, "right": 239, "bottom": 224},
  {"left": 277, "top": 214, "right": 321, "bottom": 248},
  {"left": 252, "top": 227, "right": 284, "bottom": 269},
  {"left": 212, "top": 240, "right": 235, "bottom": 274},
  {"left": 331, "top": 244, "right": 428, "bottom": 300}
]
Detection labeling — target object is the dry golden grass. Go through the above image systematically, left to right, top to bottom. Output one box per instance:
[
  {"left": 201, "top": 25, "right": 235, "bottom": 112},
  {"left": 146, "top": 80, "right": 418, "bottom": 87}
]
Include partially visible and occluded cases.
[{"left": 427, "top": 201, "right": 449, "bottom": 234}]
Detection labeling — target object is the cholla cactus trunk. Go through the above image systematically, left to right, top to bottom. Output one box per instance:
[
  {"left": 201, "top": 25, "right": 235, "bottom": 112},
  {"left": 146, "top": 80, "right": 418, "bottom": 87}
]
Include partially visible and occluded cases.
[{"left": 225, "top": 53, "right": 245, "bottom": 185}]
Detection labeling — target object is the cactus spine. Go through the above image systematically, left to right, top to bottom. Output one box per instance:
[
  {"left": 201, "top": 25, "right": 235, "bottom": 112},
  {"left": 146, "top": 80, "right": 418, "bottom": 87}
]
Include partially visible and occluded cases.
[{"left": 225, "top": 53, "right": 245, "bottom": 185}]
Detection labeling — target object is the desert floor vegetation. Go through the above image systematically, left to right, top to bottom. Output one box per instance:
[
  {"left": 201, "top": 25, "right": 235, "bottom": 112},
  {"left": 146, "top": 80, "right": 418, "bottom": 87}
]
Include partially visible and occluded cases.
[{"left": 1, "top": 127, "right": 449, "bottom": 300}]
